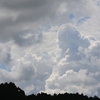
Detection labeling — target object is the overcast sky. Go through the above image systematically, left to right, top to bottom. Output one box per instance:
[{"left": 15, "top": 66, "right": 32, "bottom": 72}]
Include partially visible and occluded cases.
[{"left": 1, "top": 0, "right": 100, "bottom": 97}]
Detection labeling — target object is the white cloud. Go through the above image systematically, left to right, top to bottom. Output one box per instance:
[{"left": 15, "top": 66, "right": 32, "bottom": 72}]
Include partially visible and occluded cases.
[{"left": 45, "top": 24, "right": 100, "bottom": 97}]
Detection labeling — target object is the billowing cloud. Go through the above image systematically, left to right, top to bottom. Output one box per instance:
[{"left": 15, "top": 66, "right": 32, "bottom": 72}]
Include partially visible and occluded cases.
[
  {"left": 45, "top": 24, "right": 100, "bottom": 97},
  {"left": 58, "top": 24, "right": 90, "bottom": 59}
]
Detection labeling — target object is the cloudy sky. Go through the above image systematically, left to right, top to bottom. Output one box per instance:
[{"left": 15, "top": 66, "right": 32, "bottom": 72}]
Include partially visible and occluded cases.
[{"left": 1, "top": 0, "right": 100, "bottom": 97}]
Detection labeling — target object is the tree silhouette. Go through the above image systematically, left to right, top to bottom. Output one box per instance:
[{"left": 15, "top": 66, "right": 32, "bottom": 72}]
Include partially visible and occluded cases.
[
  {"left": 0, "top": 82, "right": 99, "bottom": 100},
  {"left": 0, "top": 82, "right": 26, "bottom": 100}
]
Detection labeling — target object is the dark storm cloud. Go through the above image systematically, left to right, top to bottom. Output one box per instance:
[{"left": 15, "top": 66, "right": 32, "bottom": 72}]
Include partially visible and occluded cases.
[
  {"left": 0, "top": 0, "right": 61, "bottom": 45},
  {"left": 1, "top": 0, "right": 54, "bottom": 10},
  {"left": 1, "top": 0, "right": 54, "bottom": 22}
]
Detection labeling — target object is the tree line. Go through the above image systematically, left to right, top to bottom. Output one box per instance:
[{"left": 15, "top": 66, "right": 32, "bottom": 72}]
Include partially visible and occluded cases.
[{"left": 0, "top": 82, "right": 99, "bottom": 100}]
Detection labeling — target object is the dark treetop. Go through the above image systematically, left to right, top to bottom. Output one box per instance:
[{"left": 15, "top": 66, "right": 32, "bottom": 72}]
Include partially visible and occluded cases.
[{"left": 0, "top": 82, "right": 99, "bottom": 100}]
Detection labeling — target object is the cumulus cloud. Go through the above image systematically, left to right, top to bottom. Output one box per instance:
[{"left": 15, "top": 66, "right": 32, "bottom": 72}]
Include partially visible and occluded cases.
[
  {"left": 45, "top": 24, "right": 100, "bottom": 97},
  {"left": 58, "top": 24, "right": 90, "bottom": 59},
  {"left": 0, "top": 49, "right": 53, "bottom": 94}
]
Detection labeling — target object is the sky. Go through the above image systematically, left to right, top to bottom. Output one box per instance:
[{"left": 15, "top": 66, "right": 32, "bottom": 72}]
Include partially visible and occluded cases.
[{"left": 1, "top": 0, "right": 100, "bottom": 97}]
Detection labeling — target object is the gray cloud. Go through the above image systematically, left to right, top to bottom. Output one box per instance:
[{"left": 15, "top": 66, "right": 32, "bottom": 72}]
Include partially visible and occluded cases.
[
  {"left": 0, "top": 0, "right": 62, "bottom": 45},
  {"left": 0, "top": 0, "right": 94, "bottom": 45}
]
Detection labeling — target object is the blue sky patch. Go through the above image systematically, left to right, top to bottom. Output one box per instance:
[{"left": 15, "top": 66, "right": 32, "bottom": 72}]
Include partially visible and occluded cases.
[
  {"left": 69, "top": 13, "right": 75, "bottom": 19},
  {"left": 77, "top": 16, "right": 90, "bottom": 25},
  {"left": 0, "top": 64, "right": 11, "bottom": 72}
]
